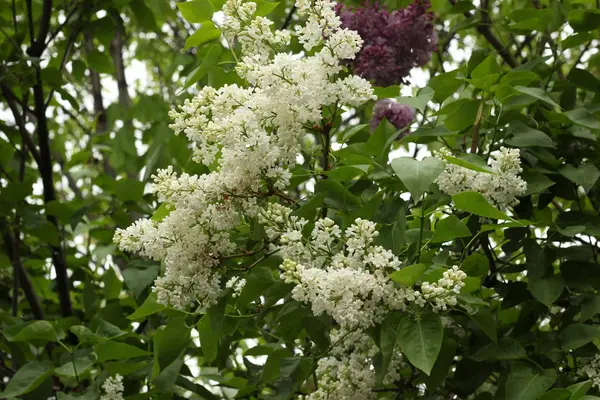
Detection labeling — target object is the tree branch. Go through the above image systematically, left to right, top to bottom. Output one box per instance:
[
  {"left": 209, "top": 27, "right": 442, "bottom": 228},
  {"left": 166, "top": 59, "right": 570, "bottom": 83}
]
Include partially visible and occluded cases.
[
  {"left": 26, "top": 0, "right": 73, "bottom": 317},
  {"left": 451, "top": 0, "right": 517, "bottom": 68},
  {"left": 109, "top": 11, "right": 132, "bottom": 109},
  {"left": 85, "top": 32, "right": 116, "bottom": 178},
  {"left": 0, "top": 84, "right": 42, "bottom": 166},
  {"left": 1, "top": 219, "right": 45, "bottom": 320}
]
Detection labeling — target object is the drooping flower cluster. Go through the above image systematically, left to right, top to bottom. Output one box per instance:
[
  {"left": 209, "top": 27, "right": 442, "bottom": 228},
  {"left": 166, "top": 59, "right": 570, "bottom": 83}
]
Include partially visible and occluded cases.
[
  {"left": 114, "top": 0, "right": 375, "bottom": 309},
  {"left": 336, "top": 0, "right": 437, "bottom": 86},
  {"left": 371, "top": 98, "right": 415, "bottom": 133},
  {"left": 435, "top": 147, "right": 527, "bottom": 209},
  {"left": 259, "top": 203, "right": 467, "bottom": 398},
  {"left": 310, "top": 329, "right": 405, "bottom": 400},
  {"left": 580, "top": 354, "right": 600, "bottom": 389},
  {"left": 100, "top": 375, "right": 124, "bottom": 400}
]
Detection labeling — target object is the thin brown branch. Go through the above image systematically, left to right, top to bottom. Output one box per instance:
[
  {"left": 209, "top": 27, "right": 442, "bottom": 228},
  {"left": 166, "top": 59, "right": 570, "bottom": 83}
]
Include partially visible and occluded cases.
[
  {"left": 26, "top": 0, "right": 73, "bottom": 316},
  {"left": 451, "top": 0, "right": 518, "bottom": 68},
  {"left": 109, "top": 11, "right": 132, "bottom": 109},
  {"left": 85, "top": 32, "right": 115, "bottom": 178},
  {"left": 0, "top": 84, "right": 42, "bottom": 166},
  {"left": 470, "top": 98, "right": 485, "bottom": 154},
  {"left": 1, "top": 219, "right": 45, "bottom": 320}
]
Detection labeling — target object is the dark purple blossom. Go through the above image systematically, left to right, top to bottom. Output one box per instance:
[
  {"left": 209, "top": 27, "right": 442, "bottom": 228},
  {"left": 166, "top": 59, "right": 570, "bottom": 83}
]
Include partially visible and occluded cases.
[
  {"left": 336, "top": 1, "right": 437, "bottom": 86},
  {"left": 370, "top": 99, "right": 415, "bottom": 133}
]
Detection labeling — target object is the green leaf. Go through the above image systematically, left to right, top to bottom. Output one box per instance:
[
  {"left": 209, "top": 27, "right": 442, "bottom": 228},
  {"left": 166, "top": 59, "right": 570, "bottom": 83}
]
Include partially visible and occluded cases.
[
  {"left": 176, "top": 0, "right": 214, "bottom": 22},
  {"left": 255, "top": 0, "right": 280, "bottom": 16},
  {"left": 568, "top": 8, "right": 600, "bottom": 32},
  {"left": 184, "top": 21, "right": 221, "bottom": 50},
  {"left": 561, "top": 33, "right": 594, "bottom": 49},
  {"left": 181, "top": 44, "right": 222, "bottom": 91},
  {"left": 86, "top": 50, "right": 113, "bottom": 74},
  {"left": 470, "top": 55, "right": 501, "bottom": 88},
  {"left": 568, "top": 68, "right": 600, "bottom": 92},
  {"left": 428, "top": 69, "right": 463, "bottom": 103},
  {"left": 374, "top": 85, "right": 400, "bottom": 99},
  {"left": 514, "top": 86, "right": 560, "bottom": 109},
  {"left": 396, "top": 87, "right": 434, "bottom": 112},
  {"left": 444, "top": 99, "right": 480, "bottom": 131},
  {"left": 564, "top": 108, "right": 600, "bottom": 130},
  {"left": 506, "top": 120, "right": 556, "bottom": 148},
  {"left": 338, "top": 123, "right": 369, "bottom": 143},
  {"left": 445, "top": 155, "right": 492, "bottom": 173},
  {"left": 391, "top": 156, "right": 444, "bottom": 200},
  {"left": 559, "top": 163, "right": 600, "bottom": 192},
  {"left": 522, "top": 170, "right": 554, "bottom": 195},
  {"left": 114, "top": 178, "right": 145, "bottom": 202},
  {"left": 314, "top": 179, "right": 361, "bottom": 210},
  {"left": 452, "top": 191, "right": 511, "bottom": 220},
  {"left": 151, "top": 203, "right": 173, "bottom": 222},
  {"left": 432, "top": 215, "right": 471, "bottom": 243},
  {"left": 462, "top": 253, "right": 489, "bottom": 277},
  {"left": 389, "top": 263, "right": 428, "bottom": 286},
  {"left": 122, "top": 265, "right": 160, "bottom": 297},
  {"left": 238, "top": 265, "right": 277, "bottom": 305},
  {"left": 104, "top": 267, "right": 122, "bottom": 300},
  {"left": 528, "top": 275, "right": 565, "bottom": 307},
  {"left": 128, "top": 292, "right": 166, "bottom": 320},
  {"left": 580, "top": 293, "right": 600, "bottom": 322},
  {"left": 471, "top": 309, "right": 497, "bottom": 343},
  {"left": 396, "top": 310, "right": 443, "bottom": 375},
  {"left": 377, "top": 314, "right": 398, "bottom": 384},
  {"left": 154, "top": 318, "right": 191, "bottom": 371},
  {"left": 3, "top": 320, "right": 58, "bottom": 344},
  {"left": 559, "top": 323, "right": 600, "bottom": 350},
  {"left": 426, "top": 337, "right": 457, "bottom": 391},
  {"left": 471, "top": 338, "right": 526, "bottom": 361},
  {"left": 95, "top": 341, "right": 150, "bottom": 362},
  {"left": 55, "top": 354, "right": 95, "bottom": 379},
  {"left": 153, "top": 355, "right": 184, "bottom": 391},
  {"left": 0, "top": 361, "right": 53, "bottom": 398},
  {"left": 505, "top": 362, "right": 557, "bottom": 400},
  {"left": 568, "top": 380, "right": 593, "bottom": 400},
  {"left": 539, "top": 389, "right": 572, "bottom": 400}
]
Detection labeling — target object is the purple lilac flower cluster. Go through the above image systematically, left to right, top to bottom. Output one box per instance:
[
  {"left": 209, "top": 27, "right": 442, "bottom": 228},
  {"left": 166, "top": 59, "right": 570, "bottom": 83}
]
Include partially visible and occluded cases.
[
  {"left": 336, "top": 0, "right": 437, "bottom": 87},
  {"left": 370, "top": 99, "right": 415, "bottom": 133}
]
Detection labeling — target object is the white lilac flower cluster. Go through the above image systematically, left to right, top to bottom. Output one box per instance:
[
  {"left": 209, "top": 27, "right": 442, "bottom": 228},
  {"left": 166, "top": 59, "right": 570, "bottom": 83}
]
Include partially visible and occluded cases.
[
  {"left": 114, "top": 0, "right": 375, "bottom": 309},
  {"left": 435, "top": 147, "right": 527, "bottom": 209},
  {"left": 259, "top": 203, "right": 467, "bottom": 398},
  {"left": 421, "top": 266, "right": 468, "bottom": 312},
  {"left": 225, "top": 276, "right": 247, "bottom": 298},
  {"left": 310, "top": 330, "right": 405, "bottom": 400},
  {"left": 580, "top": 354, "right": 600, "bottom": 389},
  {"left": 100, "top": 374, "right": 124, "bottom": 400}
]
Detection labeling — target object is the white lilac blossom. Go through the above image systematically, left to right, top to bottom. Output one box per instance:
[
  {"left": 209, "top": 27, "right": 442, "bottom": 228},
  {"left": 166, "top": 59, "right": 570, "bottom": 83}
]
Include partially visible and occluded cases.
[
  {"left": 114, "top": 0, "right": 375, "bottom": 309},
  {"left": 435, "top": 147, "right": 527, "bottom": 209},
  {"left": 259, "top": 203, "right": 467, "bottom": 398},
  {"left": 420, "top": 266, "right": 467, "bottom": 311},
  {"left": 225, "top": 276, "right": 247, "bottom": 298},
  {"left": 309, "top": 330, "right": 405, "bottom": 400},
  {"left": 580, "top": 353, "right": 600, "bottom": 389},
  {"left": 100, "top": 375, "right": 124, "bottom": 400}
]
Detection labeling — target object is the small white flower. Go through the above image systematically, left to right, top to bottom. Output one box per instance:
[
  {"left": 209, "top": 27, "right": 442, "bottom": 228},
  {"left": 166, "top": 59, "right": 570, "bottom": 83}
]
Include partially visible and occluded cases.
[{"left": 101, "top": 374, "right": 124, "bottom": 400}]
